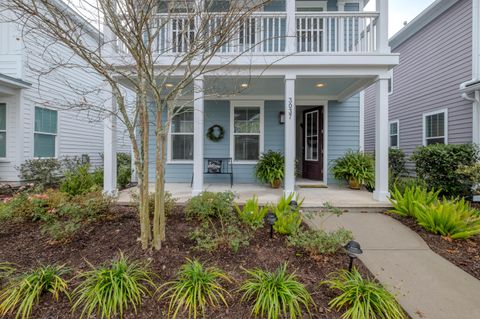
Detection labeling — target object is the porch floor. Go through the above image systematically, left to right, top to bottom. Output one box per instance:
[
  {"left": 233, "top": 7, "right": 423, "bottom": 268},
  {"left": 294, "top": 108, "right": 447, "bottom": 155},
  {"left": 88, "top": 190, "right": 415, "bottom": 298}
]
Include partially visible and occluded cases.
[{"left": 117, "top": 183, "right": 390, "bottom": 209}]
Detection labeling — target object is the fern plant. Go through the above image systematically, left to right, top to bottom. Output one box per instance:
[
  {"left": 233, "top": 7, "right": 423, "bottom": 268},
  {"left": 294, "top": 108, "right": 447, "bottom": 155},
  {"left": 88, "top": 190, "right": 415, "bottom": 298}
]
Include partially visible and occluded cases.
[
  {"left": 255, "top": 151, "right": 285, "bottom": 188},
  {"left": 332, "top": 151, "right": 374, "bottom": 189},
  {"left": 388, "top": 185, "right": 440, "bottom": 217},
  {"left": 271, "top": 193, "right": 304, "bottom": 235},
  {"left": 234, "top": 196, "right": 268, "bottom": 230},
  {"left": 415, "top": 198, "right": 480, "bottom": 239},
  {"left": 72, "top": 254, "right": 156, "bottom": 319},
  {"left": 159, "top": 259, "right": 231, "bottom": 319},
  {"left": 0, "top": 264, "right": 70, "bottom": 319},
  {"left": 240, "top": 264, "right": 315, "bottom": 319},
  {"left": 323, "top": 268, "right": 406, "bottom": 319}
]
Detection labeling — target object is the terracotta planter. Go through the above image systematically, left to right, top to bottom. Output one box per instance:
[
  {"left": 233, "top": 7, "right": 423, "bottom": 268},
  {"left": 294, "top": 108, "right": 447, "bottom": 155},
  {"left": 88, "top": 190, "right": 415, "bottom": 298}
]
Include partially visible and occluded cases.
[
  {"left": 271, "top": 179, "right": 282, "bottom": 189},
  {"left": 348, "top": 179, "right": 361, "bottom": 190}
]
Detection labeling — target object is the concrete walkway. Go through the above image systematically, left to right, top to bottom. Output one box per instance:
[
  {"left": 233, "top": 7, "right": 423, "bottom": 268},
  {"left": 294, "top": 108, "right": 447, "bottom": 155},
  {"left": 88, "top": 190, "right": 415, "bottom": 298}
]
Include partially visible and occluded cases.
[{"left": 305, "top": 212, "right": 480, "bottom": 319}]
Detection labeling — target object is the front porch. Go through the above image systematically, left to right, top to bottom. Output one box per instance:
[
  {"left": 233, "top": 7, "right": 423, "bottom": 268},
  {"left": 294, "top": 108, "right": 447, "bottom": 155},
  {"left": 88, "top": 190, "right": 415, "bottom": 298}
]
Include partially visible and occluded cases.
[{"left": 118, "top": 182, "right": 390, "bottom": 210}]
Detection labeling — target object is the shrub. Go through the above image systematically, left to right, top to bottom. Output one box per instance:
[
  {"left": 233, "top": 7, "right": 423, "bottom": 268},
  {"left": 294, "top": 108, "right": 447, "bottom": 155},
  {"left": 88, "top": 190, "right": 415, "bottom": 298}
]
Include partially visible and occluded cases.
[
  {"left": 412, "top": 143, "right": 479, "bottom": 197},
  {"left": 389, "top": 148, "right": 408, "bottom": 183},
  {"left": 255, "top": 150, "right": 285, "bottom": 188},
  {"left": 332, "top": 151, "right": 374, "bottom": 189},
  {"left": 17, "top": 159, "right": 62, "bottom": 187},
  {"left": 457, "top": 163, "right": 480, "bottom": 195},
  {"left": 60, "top": 164, "right": 100, "bottom": 196},
  {"left": 117, "top": 166, "right": 131, "bottom": 189},
  {"left": 92, "top": 168, "right": 104, "bottom": 187},
  {"left": 388, "top": 185, "right": 440, "bottom": 218},
  {"left": 131, "top": 191, "right": 177, "bottom": 216},
  {"left": 184, "top": 191, "right": 235, "bottom": 221},
  {"left": 0, "top": 193, "right": 47, "bottom": 222},
  {"left": 271, "top": 194, "right": 303, "bottom": 236},
  {"left": 234, "top": 196, "right": 268, "bottom": 230},
  {"left": 415, "top": 198, "right": 480, "bottom": 240},
  {"left": 189, "top": 220, "right": 251, "bottom": 253},
  {"left": 288, "top": 228, "right": 353, "bottom": 256},
  {"left": 72, "top": 254, "right": 156, "bottom": 319},
  {"left": 159, "top": 259, "right": 231, "bottom": 319},
  {"left": 0, "top": 264, "right": 69, "bottom": 319},
  {"left": 240, "top": 264, "right": 315, "bottom": 319},
  {"left": 323, "top": 268, "right": 406, "bottom": 319}
]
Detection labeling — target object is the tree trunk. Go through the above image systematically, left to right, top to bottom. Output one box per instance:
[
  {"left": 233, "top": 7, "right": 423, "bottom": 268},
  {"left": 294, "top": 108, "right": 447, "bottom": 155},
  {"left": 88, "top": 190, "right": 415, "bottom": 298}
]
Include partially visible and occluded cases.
[{"left": 153, "top": 110, "right": 167, "bottom": 250}]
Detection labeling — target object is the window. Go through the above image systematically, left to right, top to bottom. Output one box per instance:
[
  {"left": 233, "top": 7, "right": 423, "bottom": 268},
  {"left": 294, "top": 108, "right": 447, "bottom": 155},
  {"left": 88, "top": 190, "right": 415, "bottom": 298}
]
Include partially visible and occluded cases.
[
  {"left": 388, "top": 70, "right": 394, "bottom": 95},
  {"left": 0, "top": 104, "right": 6, "bottom": 158},
  {"left": 232, "top": 104, "right": 263, "bottom": 162},
  {"left": 34, "top": 107, "right": 58, "bottom": 158},
  {"left": 170, "top": 108, "right": 194, "bottom": 161},
  {"left": 305, "top": 110, "right": 319, "bottom": 160},
  {"left": 423, "top": 110, "right": 447, "bottom": 146},
  {"left": 389, "top": 120, "right": 399, "bottom": 148}
]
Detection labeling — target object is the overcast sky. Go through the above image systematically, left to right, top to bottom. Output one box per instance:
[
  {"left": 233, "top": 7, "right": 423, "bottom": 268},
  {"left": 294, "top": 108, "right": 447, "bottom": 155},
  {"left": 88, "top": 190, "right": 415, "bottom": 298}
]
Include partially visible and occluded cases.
[{"left": 365, "top": 0, "right": 437, "bottom": 36}]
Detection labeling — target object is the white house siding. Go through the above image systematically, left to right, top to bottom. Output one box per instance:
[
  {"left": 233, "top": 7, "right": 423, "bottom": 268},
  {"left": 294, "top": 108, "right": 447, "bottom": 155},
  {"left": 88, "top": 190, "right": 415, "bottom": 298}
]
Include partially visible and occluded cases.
[{"left": 365, "top": 0, "right": 473, "bottom": 163}]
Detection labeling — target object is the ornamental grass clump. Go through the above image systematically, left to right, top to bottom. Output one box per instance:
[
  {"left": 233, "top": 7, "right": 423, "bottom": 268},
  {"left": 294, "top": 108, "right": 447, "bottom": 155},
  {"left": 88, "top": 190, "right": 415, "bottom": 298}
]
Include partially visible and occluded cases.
[
  {"left": 388, "top": 185, "right": 440, "bottom": 218},
  {"left": 415, "top": 198, "right": 480, "bottom": 240},
  {"left": 72, "top": 254, "right": 156, "bottom": 319},
  {"left": 159, "top": 259, "right": 231, "bottom": 319},
  {"left": 0, "top": 264, "right": 69, "bottom": 319},
  {"left": 240, "top": 264, "right": 315, "bottom": 319},
  {"left": 323, "top": 268, "right": 406, "bottom": 319}
]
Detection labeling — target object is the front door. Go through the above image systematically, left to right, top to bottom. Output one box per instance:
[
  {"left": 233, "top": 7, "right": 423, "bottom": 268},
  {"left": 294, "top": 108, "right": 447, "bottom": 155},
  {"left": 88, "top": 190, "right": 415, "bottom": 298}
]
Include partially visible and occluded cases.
[{"left": 302, "top": 107, "right": 323, "bottom": 180}]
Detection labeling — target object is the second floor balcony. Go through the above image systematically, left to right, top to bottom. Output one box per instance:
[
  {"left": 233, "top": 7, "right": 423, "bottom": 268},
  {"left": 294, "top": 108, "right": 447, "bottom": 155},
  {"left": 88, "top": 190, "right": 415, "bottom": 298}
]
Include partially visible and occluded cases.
[{"left": 148, "top": 11, "right": 380, "bottom": 55}]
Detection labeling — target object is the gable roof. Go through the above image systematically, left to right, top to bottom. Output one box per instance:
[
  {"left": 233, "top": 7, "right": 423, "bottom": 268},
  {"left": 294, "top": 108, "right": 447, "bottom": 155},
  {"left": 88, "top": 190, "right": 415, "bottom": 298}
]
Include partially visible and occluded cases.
[{"left": 389, "top": 0, "right": 460, "bottom": 50}]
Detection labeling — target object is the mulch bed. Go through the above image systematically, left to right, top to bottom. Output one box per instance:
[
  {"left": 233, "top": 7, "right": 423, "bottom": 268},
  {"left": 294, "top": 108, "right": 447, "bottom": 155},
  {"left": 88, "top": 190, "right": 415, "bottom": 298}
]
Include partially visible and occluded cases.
[
  {"left": 0, "top": 206, "right": 372, "bottom": 319},
  {"left": 389, "top": 214, "right": 480, "bottom": 280}
]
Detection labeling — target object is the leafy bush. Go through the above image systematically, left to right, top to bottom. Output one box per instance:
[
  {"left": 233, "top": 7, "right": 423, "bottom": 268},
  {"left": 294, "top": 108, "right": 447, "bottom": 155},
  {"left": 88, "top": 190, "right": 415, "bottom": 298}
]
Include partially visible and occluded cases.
[
  {"left": 412, "top": 143, "right": 479, "bottom": 197},
  {"left": 389, "top": 148, "right": 408, "bottom": 183},
  {"left": 255, "top": 150, "right": 285, "bottom": 188},
  {"left": 332, "top": 151, "right": 374, "bottom": 189},
  {"left": 17, "top": 159, "right": 62, "bottom": 187},
  {"left": 457, "top": 163, "right": 480, "bottom": 195},
  {"left": 60, "top": 164, "right": 100, "bottom": 196},
  {"left": 117, "top": 166, "right": 131, "bottom": 189},
  {"left": 92, "top": 168, "right": 104, "bottom": 187},
  {"left": 390, "top": 177, "right": 427, "bottom": 195},
  {"left": 388, "top": 185, "right": 440, "bottom": 218},
  {"left": 131, "top": 191, "right": 177, "bottom": 216},
  {"left": 184, "top": 191, "right": 234, "bottom": 221},
  {"left": 0, "top": 193, "right": 47, "bottom": 222},
  {"left": 271, "top": 193, "right": 303, "bottom": 236},
  {"left": 234, "top": 196, "right": 268, "bottom": 230},
  {"left": 415, "top": 198, "right": 480, "bottom": 239},
  {"left": 189, "top": 220, "right": 251, "bottom": 253},
  {"left": 288, "top": 228, "right": 353, "bottom": 256},
  {"left": 72, "top": 254, "right": 156, "bottom": 319},
  {"left": 159, "top": 259, "right": 231, "bottom": 319},
  {"left": 0, "top": 264, "right": 69, "bottom": 319},
  {"left": 240, "top": 264, "right": 315, "bottom": 319},
  {"left": 323, "top": 268, "right": 406, "bottom": 319}
]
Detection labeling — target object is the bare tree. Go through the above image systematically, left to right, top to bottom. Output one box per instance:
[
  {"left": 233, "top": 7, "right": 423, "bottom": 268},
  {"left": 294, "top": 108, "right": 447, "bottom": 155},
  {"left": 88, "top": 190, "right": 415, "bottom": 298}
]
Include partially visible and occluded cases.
[{"left": 1, "top": 0, "right": 281, "bottom": 250}]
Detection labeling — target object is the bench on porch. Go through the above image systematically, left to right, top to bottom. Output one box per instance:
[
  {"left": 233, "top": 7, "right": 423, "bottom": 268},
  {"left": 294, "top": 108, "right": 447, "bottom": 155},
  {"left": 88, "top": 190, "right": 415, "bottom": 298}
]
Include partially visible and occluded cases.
[{"left": 191, "top": 158, "right": 233, "bottom": 187}]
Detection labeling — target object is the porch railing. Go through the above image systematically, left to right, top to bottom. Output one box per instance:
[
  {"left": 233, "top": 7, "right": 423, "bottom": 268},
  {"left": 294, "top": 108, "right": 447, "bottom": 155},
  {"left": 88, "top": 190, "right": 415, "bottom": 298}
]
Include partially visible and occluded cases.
[{"left": 137, "top": 11, "right": 380, "bottom": 55}]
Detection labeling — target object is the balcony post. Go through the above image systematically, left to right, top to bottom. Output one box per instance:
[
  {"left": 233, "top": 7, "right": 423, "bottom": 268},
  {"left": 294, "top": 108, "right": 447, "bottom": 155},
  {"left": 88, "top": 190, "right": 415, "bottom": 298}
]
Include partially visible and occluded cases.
[
  {"left": 286, "top": 0, "right": 296, "bottom": 53},
  {"left": 376, "top": 0, "right": 390, "bottom": 53},
  {"left": 338, "top": 2, "right": 345, "bottom": 52},
  {"left": 284, "top": 74, "right": 296, "bottom": 196},
  {"left": 192, "top": 76, "right": 204, "bottom": 195},
  {"left": 373, "top": 76, "right": 389, "bottom": 202}
]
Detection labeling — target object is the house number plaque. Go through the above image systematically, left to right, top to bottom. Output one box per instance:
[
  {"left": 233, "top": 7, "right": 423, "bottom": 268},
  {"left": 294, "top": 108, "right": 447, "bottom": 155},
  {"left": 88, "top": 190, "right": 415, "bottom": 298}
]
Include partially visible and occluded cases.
[{"left": 288, "top": 97, "right": 293, "bottom": 119}]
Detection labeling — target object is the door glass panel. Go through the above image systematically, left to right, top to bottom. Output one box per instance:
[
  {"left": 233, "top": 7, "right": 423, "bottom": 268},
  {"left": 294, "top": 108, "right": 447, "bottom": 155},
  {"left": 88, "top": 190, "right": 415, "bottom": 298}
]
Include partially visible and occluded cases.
[{"left": 305, "top": 110, "right": 319, "bottom": 161}]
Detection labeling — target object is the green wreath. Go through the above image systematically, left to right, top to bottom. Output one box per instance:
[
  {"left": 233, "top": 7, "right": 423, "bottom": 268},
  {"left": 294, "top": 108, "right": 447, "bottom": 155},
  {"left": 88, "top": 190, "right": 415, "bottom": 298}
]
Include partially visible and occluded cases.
[{"left": 206, "top": 124, "right": 225, "bottom": 142}]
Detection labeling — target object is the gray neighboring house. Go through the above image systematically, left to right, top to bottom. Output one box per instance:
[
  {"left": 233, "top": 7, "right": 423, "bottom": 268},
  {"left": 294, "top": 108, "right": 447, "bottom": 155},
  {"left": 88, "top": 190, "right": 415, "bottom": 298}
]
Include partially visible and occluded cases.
[{"left": 364, "top": 0, "right": 480, "bottom": 164}]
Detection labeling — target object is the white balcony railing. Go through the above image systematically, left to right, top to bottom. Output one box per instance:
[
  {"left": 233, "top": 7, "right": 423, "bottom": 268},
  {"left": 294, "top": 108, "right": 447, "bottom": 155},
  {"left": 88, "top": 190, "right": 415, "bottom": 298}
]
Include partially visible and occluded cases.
[{"left": 127, "top": 11, "right": 379, "bottom": 55}]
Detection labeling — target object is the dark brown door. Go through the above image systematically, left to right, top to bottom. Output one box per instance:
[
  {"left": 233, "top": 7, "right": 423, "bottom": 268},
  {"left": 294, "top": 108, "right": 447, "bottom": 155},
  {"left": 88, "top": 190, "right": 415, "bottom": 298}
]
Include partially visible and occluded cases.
[{"left": 302, "top": 107, "right": 323, "bottom": 180}]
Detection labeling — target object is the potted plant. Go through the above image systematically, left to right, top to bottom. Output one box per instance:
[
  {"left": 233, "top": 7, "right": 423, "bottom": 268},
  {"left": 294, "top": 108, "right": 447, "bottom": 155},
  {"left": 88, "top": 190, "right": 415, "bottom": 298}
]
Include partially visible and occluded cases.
[
  {"left": 255, "top": 150, "right": 285, "bottom": 188},
  {"left": 332, "top": 151, "right": 374, "bottom": 190}
]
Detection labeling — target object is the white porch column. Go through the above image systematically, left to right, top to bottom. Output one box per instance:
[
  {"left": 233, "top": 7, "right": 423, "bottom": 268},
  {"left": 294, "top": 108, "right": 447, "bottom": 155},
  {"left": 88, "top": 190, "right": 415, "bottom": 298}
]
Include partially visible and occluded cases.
[
  {"left": 286, "top": 0, "right": 296, "bottom": 53},
  {"left": 376, "top": 0, "right": 389, "bottom": 53},
  {"left": 284, "top": 75, "right": 296, "bottom": 195},
  {"left": 192, "top": 76, "right": 204, "bottom": 195},
  {"left": 373, "top": 77, "right": 389, "bottom": 202},
  {"left": 103, "top": 93, "right": 117, "bottom": 196}
]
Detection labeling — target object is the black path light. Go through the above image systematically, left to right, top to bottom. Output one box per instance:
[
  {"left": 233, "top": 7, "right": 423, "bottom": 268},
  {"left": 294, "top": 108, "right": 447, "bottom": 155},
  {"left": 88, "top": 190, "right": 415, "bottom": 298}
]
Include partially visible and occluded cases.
[
  {"left": 289, "top": 200, "right": 298, "bottom": 211},
  {"left": 264, "top": 211, "right": 277, "bottom": 239},
  {"left": 344, "top": 240, "right": 363, "bottom": 271}
]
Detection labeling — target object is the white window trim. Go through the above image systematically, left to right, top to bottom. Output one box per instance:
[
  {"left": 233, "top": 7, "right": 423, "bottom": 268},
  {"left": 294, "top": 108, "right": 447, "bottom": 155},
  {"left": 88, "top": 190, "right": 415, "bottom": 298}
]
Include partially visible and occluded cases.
[
  {"left": 296, "top": 1, "right": 327, "bottom": 11},
  {"left": 388, "top": 69, "right": 394, "bottom": 95},
  {"left": 230, "top": 101, "right": 264, "bottom": 165},
  {"left": 0, "top": 103, "right": 6, "bottom": 159},
  {"left": 167, "top": 105, "right": 194, "bottom": 164},
  {"left": 33, "top": 106, "right": 59, "bottom": 159},
  {"left": 422, "top": 109, "right": 448, "bottom": 146},
  {"left": 389, "top": 119, "right": 399, "bottom": 149}
]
